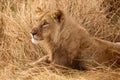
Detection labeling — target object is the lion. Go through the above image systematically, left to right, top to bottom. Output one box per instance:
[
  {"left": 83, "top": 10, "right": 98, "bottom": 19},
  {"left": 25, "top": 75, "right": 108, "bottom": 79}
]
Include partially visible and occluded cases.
[{"left": 31, "top": 8, "right": 120, "bottom": 70}]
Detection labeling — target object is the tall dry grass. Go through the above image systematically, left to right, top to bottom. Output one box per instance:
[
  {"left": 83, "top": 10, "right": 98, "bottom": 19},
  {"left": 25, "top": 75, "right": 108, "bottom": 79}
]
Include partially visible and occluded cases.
[{"left": 0, "top": 0, "right": 120, "bottom": 80}]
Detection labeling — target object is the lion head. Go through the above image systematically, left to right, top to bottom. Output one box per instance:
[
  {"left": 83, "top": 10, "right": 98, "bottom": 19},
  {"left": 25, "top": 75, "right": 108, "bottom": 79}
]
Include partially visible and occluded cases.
[{"left": 31, "top": 8, "right": 64, "bottom": 44}]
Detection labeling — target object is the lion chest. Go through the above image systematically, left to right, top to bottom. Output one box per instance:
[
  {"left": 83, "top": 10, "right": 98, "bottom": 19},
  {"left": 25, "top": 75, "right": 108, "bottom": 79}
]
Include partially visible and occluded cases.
[{"left": 52, "top": 44, "right": 80, "bottom": 69}]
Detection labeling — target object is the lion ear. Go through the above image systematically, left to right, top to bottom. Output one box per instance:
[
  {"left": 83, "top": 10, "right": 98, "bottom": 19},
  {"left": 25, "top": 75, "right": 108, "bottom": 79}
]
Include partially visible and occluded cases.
[
  {"left": 35, "top": 7, "right": 43, "bottom": 13},
  {"left": 52, "top": 10, "right": 64, "bottom": 23}
]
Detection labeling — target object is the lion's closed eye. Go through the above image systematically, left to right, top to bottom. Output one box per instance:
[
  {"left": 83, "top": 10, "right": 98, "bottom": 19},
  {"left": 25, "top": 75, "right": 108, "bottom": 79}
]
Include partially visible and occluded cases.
[{"left": 41, "top": 21, "right": 49, "bottom": 28}]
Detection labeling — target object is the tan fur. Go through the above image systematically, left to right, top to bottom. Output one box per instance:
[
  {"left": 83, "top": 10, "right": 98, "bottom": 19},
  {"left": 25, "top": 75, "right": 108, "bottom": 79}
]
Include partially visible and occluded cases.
[{"left": 31, "top": 9, "right": 120, "bottom": 70}]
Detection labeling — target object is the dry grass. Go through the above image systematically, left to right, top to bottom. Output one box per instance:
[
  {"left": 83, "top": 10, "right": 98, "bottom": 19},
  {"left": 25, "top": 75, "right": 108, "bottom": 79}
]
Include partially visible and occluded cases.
[{"left": 0, "top": 0, "right": 120, "bottom": 80}]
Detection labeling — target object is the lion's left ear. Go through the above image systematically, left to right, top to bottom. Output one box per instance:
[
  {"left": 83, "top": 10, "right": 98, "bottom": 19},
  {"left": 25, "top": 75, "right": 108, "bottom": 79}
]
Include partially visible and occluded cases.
[
  {"left": 35, "top": 7, "right": 43, "bottom": 14},
  {"left": 52, "top": 10, "right": 64, "bottom": 23}
]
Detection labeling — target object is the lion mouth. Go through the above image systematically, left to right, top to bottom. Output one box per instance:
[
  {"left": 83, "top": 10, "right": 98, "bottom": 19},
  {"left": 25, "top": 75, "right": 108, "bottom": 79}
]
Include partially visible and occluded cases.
[
  {"left": 31, "top": 34, "right": 40, "bottom": 44},
  {"left": 31, "top": 37, "right": 40, "bottom": 44}
]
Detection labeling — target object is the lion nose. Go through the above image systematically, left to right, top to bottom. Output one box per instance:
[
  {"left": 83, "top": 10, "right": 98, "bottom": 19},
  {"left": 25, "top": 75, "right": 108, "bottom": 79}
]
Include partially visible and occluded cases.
[{"left": 31, "top": 31, "right": 37, "bottom": 36}]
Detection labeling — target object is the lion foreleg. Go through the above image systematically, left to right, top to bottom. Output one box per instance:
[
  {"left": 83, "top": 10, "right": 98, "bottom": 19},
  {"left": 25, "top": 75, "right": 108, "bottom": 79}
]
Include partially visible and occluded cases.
[{"left": 31, "top": 55, "right": 51, "bottom": 65}]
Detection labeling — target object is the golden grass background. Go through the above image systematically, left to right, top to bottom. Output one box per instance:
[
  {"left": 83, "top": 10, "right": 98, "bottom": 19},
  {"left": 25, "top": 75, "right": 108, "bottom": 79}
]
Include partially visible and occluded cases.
[{"left": 0, "top": 0, "right": 120, "bottom": 80}]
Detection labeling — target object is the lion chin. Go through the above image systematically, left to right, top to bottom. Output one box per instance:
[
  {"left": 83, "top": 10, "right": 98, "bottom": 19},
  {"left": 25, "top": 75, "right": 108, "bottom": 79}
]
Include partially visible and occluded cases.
[{"left": 31, "top": 38, "right": 40, "bottom": 44}]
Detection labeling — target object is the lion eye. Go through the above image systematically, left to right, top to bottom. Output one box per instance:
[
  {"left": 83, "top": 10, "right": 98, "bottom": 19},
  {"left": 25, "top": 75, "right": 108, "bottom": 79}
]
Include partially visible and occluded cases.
[{"left": 41, "top": 21, "right": 48, "bottom": 28}]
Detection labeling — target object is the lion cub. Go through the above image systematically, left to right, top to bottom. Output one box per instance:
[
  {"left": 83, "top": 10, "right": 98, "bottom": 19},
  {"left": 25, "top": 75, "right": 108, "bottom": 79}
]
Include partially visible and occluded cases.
[{"left": 31, "top": 8, "right": 120, "bottom": 70}]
